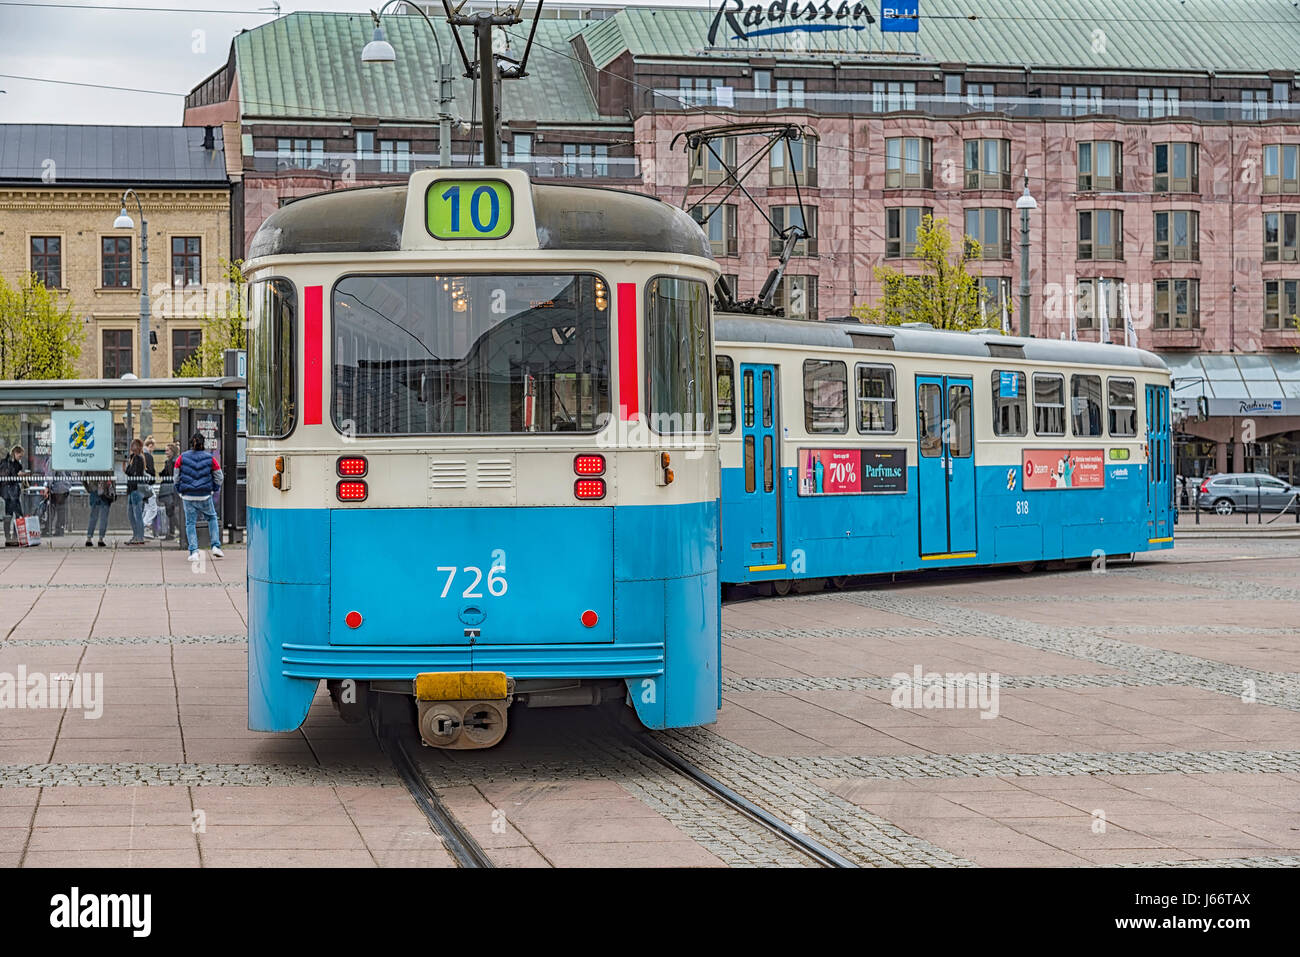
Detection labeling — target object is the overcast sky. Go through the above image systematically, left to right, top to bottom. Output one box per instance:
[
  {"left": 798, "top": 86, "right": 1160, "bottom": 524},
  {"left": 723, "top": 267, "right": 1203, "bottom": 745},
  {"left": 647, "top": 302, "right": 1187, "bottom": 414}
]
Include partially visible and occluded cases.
[{"left": 0, "top": 0, "right": 713, "bottom": 126}]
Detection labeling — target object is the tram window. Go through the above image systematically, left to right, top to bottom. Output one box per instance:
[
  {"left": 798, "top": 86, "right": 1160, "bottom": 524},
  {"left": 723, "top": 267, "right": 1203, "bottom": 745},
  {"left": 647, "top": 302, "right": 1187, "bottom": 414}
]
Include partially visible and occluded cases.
[
  {"left": 331, "top": 273, "right": 609, "bottom": 435},
  {"left": 248, "top": 277, "right": 296, "bottom": 438},
  {"left": 646, "top": 277, "right": 713, "bottom": 434},
  {"left": 717, "top": 356, "right": 735, "bottom": 433},
  {"left": 803, "top": 359, "right": 847, "bottom": 433},
  {"left": 856, "top": 363, "right": 896, "bottom": 433},
  {"left": 742, "top": 369, "right": 755, "bottom": 428},
  {"left": 761, "top": 370, "right": 773, "bottom": 428},
  {"left": 991, "top": 370, "right": 1027, "bottom": 436},
  {"left": 1033, "top": 373, "right": 1066, "bottom": 436},
  {"left": 1070, "top": 374, "right": 1103, "bottom": 437},
  {"left": 1108, "top": 377, "right": 1137, "bottom": 436},
  {"left": 918, "top": 383, "right": 943, "bottom": 457},
  {"left": 948, "top": 384, "right": 973, "bottom": 457},
  {"left": 744, "top": 435, "right": 756, "bottom": 492},
  {"left": 762, "top": 435, "right": 774, "bottom": 491}
]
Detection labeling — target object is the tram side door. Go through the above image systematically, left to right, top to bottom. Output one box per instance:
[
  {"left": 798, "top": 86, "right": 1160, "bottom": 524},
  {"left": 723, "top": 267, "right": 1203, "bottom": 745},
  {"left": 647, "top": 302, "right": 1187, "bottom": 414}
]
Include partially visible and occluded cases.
[
  {"left": 739, "top": 364, "right": 781, "bottom": 567},
  {"left": 915, "top": 375, "right": 977, "bottom": 557},
  {"left": 1145, "top": 383, "right": 1172, "bottom": 540}
]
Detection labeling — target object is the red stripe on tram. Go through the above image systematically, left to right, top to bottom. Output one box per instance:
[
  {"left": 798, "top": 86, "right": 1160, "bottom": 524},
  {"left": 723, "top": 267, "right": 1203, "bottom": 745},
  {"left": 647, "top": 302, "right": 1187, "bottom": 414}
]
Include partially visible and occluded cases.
[
  {"left": 617, "top": 282, "right": 638, "bottom": 421},
  {"left": 304, "top": 285, "right": 323, "bottom": 426}
]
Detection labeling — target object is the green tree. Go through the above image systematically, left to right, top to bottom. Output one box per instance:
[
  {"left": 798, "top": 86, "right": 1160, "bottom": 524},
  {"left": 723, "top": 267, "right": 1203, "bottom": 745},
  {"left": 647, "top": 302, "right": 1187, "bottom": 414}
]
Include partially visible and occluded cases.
[
  {"left": 852, "top": 215, "right": 991, "bottom": 331},
  {"left": 176, "top": 259, "right": 247, "bottom": 377},
  {"left": 0, "top": 272, "right": 84, "bottom": 379}
]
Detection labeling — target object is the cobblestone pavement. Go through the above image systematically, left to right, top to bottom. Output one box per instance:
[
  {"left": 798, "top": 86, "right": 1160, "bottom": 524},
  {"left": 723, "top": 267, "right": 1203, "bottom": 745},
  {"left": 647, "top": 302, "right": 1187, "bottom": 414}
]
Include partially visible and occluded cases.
[{"left": 0, "top": 538, "right": 1297, "bottom": 867}]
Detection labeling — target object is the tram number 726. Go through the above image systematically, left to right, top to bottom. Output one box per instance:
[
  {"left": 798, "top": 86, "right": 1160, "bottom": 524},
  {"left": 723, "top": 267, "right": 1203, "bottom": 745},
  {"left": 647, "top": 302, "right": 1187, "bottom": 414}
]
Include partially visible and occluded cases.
[{"left": 437, "top": 565, "right": 509, "bottom": 599}]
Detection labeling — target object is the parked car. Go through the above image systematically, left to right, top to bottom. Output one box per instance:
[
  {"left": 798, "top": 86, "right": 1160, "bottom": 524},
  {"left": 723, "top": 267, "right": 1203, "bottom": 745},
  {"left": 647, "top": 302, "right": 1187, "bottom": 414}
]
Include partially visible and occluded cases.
[{"left": 1196, "top": 473, "right": 1300, "bottom": 514}]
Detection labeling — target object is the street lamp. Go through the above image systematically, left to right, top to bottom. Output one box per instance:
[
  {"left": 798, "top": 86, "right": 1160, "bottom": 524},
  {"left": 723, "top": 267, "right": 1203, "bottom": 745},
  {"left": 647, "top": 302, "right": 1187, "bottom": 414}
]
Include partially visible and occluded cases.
[
  {"left": 362, "top": 1, "right": 455, "bottom": 168},
  {"left": 1015, "top": 170, "right": 1038, "bottom": 338},
  {"left": 113, "top": 189, "right": 152, "bottom": 437}
]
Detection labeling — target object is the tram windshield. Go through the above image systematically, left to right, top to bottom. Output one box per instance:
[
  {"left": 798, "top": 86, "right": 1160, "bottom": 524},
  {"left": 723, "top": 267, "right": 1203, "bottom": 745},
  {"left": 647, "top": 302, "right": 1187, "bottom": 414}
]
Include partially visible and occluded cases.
[{"left": 332, "top": 273, "right": 609, "bottom": 435}]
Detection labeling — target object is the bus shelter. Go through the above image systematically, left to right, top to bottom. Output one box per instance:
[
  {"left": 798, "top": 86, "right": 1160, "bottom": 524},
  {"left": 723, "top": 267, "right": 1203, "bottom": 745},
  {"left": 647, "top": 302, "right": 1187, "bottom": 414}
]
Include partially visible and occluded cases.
[{"left": 0, "top": 376, "right": 246, "bottom": 543}]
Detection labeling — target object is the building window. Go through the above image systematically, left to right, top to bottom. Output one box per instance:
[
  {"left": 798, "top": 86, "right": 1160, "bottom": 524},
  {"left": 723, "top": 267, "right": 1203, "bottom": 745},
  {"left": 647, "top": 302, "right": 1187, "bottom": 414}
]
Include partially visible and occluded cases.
[
  {"left": 753, "top": 70, "right": 771, "bottom": 95},
  {"left": 943, "top": 74, "right": 962, "bottom": 97},
  {"left": 677, "top": 76, "right": 724, "bottom": 106},
  {"left": 775, "top": 77, "right": 805, "bottom": 109},
  {"left": 872, "top": 81, "right": 916, "bottom": 112},
  {"left": 1273, "top": 81, "right": 1292, "bottom": 106},
  {"left": 966, "top": 82, "right": 995, "bottom": 111},
  {"left": 1061, "top": 85, "right": 1103, "bottom": 116},
  {"left": 1138, "top": 87, "right": 1180, "bottom": 119},
  {"left": 1241, "top": 89, "right": 1270, "bottom": 121},
  {"left": 355, "top": 130, "right": 375, "bottom": 160},
  {"left": 510, "top": 133, "right": 532, "bottom": 168},
  {"left": 770, "top": 135, "right": 817, "bottom": 187},
  {"left": 689, "top": 136, "right": 735, "bottom": 185},
  {"left": 277, "top": 137, "right": 324, "bottom": 169},
  {"left": 885, "top": 137, "right": 932, "bottom": 188},
  {"left": 964, "top": 138, "right": 1011, "bottom": 189},
  {"left": 379, "top": 139, "right": 411, "bottom": 173},
  {"left": 1078, "top": 141, "right": 1122, "bottom": 190},
  {"left": 1154, "top": 142, "right": 1198, "bottom": 192},
  {"left": 563, "top": 143, "right": 608, "bottom": 178},
  {"left": 1263, "top": 145, "right": 1300, "bottom": 193},
  {"left": 690, "top": 204, "right": 738, "bottom": 257},
  {"left": 770, "top": 206, "right": 817, "bottom": 257},
  {"left": 886, "top": 207, "right": 931, "bottom": 258},
  {"left": 964, "top": 208, "right": 1011, "bottom": 259},
  {"left": 1077, "top": 210, "right": 1123, "bottom": 260},
  {"left": 1154, "top": 210, "right": 1199, "bottom": 261},
  {"left": 1264, "top": 212, "right": 1299, "bottom": 262},
  {"left": 30, "top": 236, "right": 61, "bottom": 288},
  {"left": 101, "top": 236, "right": 132, "bottom": 288},
  {"left": 171, "top": 237, "right": 201, "bottom": 289},
  {"left": 719, "top": 273, "right": 740, "bottom": 300},
  {"left": 775, "top": 275, "right": 817, "bottom": 320},
  {"left": 978, "top": 276, "right": 1012, "bottom": 327},
  {"left": 1075, "top": 277, "right": 1124, "bottom": 331},
  {"left": 1153, "top": 278, "right": 1199, "bottom": 329},
  {"left": 1264, "top": 279, "right": 1300, "bottom": 330},
  {"left": 171, "top": 328, "right": 202, "bottom": 375},
  {"left": 102, "top": 329, "right": 132, "bottom": 379},
  {"left": 717, "top": 355, "right": 735, "bottom": 433},
  {"left": 803, "top": 359, "right": 846, "bottom": 433},
  {"left": 855, "top": 363, "right": 896, "bottom": 433},
  {"left": 991, "top": 370, "right": 1027, "bottom": 436},
  {"left": 1033, "top": 373, "right": 1065, "bottom": 436},
  {"left": 1071, "top": 374, "right": 1103, "bottom": 437},
  {"left": 1108, "top": 377, "right": 1137, "bottom": 436}
]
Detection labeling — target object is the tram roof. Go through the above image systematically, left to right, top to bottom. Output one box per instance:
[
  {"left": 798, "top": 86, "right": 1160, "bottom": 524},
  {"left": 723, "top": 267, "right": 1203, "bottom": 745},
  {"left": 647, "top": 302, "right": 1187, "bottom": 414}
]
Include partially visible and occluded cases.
[
  {"left": 246, "top": 181, "right": 710, "bottom": 261},
  {"left": 715, "top": 315, "right": 1168, "bottom": 371}
]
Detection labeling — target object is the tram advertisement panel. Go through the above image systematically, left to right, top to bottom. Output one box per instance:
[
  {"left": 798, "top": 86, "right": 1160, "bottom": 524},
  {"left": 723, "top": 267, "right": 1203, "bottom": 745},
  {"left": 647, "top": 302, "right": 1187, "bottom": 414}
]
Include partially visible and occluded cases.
[
  {"left": 798, "top": 448, "right": 907, "bottom": 495},
  {"left": 1022, "top": 449, "right": 1105, "bottom": 490}
]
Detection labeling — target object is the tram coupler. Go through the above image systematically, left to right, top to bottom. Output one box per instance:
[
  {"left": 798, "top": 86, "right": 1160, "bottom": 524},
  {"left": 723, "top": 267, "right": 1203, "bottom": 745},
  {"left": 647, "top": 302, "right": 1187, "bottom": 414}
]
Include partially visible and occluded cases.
[{"left": 413, "top": 672, "right": 513, "bottom": 750}]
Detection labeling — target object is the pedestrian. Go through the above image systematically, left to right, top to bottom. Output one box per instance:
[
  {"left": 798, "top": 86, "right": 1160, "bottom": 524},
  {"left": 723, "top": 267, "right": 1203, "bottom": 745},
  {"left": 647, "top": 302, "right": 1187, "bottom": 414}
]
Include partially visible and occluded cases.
[
  {"left": 175, "top": 431, "right": 224, "bottom": 560},
  {"left": 140, "top": 436, "right": 160, "bottom": 539},
  {"left": 124, "top": 438, "right": 148, "bottom": 545},
  {"left": 159, "top": 442, "right": 181, "bottom": 543},
  {"left": 1, "top": 445, "right": 24, "bottom": 546},
  {"left": 84, "top": 468, "right": 114, "bottom": 547},
  {"left": 46, "top": 469, "right": 71, "bottom": 536}
]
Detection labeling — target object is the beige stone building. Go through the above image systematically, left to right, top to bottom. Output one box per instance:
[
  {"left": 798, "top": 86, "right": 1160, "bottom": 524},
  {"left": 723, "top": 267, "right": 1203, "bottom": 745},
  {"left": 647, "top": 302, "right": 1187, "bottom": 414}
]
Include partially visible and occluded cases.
[{"left": 0, "top": 125, "right": 233, "bottom": 392}]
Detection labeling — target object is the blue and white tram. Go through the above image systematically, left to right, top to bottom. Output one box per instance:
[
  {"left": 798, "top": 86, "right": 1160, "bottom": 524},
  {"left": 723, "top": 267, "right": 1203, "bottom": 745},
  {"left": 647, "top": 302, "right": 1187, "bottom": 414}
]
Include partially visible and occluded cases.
[
  {"left": 243, "top": 169, "right": 721, "bottom": 748},
  {"left": 715, "top": 316, "right": 1174, "bottom": 590}
]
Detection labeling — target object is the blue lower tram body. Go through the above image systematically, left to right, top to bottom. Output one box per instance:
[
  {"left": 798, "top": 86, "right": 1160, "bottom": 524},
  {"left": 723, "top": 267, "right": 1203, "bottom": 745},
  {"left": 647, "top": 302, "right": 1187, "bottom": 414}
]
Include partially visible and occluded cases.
[
  {"left": 720, "top": 462, "right": 1174, "bottom": 585},
  {"left": 248, "top": 502, "right": 720, "bottom": 733}
]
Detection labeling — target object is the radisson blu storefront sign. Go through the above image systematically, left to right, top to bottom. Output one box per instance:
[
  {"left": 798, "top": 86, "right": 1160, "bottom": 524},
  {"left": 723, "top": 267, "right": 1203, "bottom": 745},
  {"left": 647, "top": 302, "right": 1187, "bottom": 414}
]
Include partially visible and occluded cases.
[{"left": 707, "top": 0, "right": 918, "bottom": 44}]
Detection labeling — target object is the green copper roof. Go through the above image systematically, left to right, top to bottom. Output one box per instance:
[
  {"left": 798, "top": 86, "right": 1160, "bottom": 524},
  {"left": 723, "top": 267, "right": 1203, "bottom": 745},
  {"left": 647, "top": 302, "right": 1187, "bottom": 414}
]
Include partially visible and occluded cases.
[
  {"left": 579, "top": 1, "right": 1300, "bottom": 73},
  {"left": 234, "top": 11, "right": 600, "bottom": 122}
]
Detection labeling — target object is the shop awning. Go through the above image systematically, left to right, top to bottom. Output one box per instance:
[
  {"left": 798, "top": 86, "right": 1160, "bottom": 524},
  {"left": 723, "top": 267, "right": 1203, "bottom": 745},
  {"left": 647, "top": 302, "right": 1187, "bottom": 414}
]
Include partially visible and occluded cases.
[{"left": 1163, "top": 354, "right": 1300, "bottom": 417}]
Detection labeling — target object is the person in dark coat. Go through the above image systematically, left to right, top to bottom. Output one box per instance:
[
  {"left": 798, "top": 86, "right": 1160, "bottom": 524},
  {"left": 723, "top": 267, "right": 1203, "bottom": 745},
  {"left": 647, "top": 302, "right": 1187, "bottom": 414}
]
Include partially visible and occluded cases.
[
  {"left": 175, "top": 431, "right": 223, "bottom": 560},
  {"left": 124, "top": 438, "right": 147, "bottom": 545},
  {"left": 159, "top": 442, "right": 181, "bottom": 543},
  {"left": 1, "top": 445, "right": 24, "bottom": 546},
  {"left": 84, "top": 468, "right": 114, "bottom": 547}
]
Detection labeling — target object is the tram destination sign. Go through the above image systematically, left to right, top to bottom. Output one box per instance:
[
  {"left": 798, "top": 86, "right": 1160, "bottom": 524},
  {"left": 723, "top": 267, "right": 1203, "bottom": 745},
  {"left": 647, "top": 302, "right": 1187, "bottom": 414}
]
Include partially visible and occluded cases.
[
  {"left": 426, "top": 179, "right": 514, "bottom": 241},
  {"left": 798, "top": 447, "right": 907, "bottom": 495}
]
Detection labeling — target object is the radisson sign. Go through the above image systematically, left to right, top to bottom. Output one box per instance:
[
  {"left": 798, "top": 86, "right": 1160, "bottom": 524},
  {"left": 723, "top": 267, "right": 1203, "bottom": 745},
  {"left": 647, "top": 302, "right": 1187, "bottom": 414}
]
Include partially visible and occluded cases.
[{"left": 707, "top": 0, "right": 880, "bottom": 44}]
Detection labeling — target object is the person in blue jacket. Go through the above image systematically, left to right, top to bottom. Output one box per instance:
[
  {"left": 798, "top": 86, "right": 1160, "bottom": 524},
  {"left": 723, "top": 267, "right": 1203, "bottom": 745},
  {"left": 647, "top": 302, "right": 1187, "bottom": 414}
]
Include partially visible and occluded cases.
[{"left": 174, "top": 432, "right": 224, "bottom": 560}]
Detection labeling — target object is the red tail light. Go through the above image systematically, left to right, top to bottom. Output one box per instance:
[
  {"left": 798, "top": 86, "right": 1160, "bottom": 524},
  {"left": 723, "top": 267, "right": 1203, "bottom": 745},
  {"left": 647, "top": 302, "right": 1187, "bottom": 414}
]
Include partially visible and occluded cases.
[
  {"left": 574, "top": 454, "right": 606, "bottom": 476},
  {"left": 337, "top": 456, "right": 368, "bottom": 477},
  {"left": 574, "top": 479, "right": 606, "bottom": 500},
  {"left": 337, "top": 480, "right": 368, "bottom": 502},
  {"left": 1199, "top": 481, "right": 1209, "bottom": 495}
]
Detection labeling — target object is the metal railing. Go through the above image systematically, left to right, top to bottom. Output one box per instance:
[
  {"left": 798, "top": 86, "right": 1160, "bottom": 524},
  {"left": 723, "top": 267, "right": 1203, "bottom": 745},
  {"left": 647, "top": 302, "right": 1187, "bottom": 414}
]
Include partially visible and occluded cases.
[{"left": 248, "top": 151, "right": 640, "bottom": 178}]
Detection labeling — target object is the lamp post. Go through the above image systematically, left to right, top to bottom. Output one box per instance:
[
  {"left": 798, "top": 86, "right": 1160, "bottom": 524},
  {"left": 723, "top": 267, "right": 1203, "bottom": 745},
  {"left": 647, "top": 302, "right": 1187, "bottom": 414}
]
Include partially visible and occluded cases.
[
  {"left": 362, "top": 0, "right": 456, "bottom": 168},
  {"left": 1015, "top": 170, "right": 1037, "bottom": 338},
  {"left": 113, "top": 190, "right": 151, "bottom": 437}
]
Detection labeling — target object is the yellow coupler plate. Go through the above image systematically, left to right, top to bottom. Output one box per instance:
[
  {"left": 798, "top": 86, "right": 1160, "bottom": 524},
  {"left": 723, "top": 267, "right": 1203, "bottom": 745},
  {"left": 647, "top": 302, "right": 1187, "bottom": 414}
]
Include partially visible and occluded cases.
[{"left": 414, "top": 671, "right": 509, "bottom": 702}]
